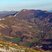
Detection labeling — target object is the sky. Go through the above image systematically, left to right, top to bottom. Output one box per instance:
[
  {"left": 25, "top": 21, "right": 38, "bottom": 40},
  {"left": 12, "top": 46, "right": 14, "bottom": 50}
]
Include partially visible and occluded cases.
[{"left": 0, "top": 0, "right": 52, "bottom": 11}]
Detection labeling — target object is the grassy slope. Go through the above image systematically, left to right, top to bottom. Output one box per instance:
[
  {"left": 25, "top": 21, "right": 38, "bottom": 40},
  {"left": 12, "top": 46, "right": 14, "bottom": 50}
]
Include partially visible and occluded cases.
[{"left": 0, "top": 40, "right": 51, "bottom": 52}]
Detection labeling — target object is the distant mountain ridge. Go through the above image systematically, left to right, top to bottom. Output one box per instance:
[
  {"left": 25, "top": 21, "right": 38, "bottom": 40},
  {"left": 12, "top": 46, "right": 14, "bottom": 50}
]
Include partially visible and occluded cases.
[
  {"left": 0, "top": 9, "right": 52, "bottom": 19},
  {"left": 48, "top": 10, "right": 52, "bottom": 12},
  {"left": 0, "top": 11, "right": 17, "bottom": 18}
]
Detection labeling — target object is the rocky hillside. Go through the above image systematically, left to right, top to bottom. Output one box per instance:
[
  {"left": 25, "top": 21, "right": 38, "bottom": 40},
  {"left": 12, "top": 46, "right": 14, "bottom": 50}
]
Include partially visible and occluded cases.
[
  {"left": 0, "top": 9, "right": 52, "bottom": 51},
  {"left": 0, "top": 40, "right": 51, "bottom": 52}
]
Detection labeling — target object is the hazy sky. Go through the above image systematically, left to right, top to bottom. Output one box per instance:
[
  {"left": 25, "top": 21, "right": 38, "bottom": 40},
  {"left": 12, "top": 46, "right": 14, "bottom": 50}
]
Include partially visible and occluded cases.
[{"left": 0, "top": 0, "right": 52, "bottom": 11}]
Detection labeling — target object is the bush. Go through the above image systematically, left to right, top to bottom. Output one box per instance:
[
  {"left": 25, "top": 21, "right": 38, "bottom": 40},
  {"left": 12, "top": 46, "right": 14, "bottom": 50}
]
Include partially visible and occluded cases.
[{"left": 11, "top": 37, "right": 21, "bottom": 43}]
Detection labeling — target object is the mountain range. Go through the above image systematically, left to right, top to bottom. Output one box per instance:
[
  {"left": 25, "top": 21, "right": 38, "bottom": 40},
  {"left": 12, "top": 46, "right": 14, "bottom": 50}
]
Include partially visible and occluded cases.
[{"left": 0, "top": 9, "right": 52, "bottom": 51}]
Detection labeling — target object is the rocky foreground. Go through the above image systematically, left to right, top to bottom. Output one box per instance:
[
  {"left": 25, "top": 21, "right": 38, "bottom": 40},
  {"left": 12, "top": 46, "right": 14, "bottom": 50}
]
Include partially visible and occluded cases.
[{"left": 0, "top": 40, "right": 51, "bottom": 52}]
